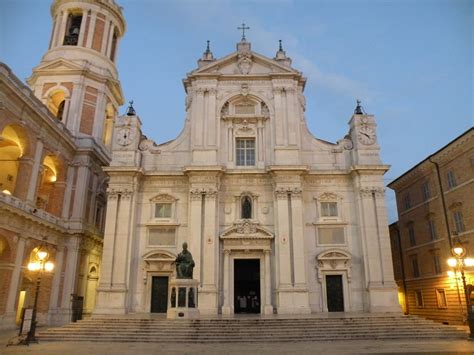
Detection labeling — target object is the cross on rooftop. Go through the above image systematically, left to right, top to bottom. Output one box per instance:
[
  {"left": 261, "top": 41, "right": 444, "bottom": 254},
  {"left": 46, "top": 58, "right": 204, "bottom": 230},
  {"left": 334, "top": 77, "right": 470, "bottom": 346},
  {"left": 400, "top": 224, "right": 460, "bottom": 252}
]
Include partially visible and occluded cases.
[{"left": 237, "top": 23, "right": 250, "bottom": 41}]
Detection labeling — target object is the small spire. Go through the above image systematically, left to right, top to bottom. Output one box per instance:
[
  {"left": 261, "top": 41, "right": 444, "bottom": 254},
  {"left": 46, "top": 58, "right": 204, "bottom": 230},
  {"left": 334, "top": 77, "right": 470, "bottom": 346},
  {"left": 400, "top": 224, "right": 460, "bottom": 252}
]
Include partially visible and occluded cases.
[
  {"left": 274, "top": 39, "right": 291, "bottom": 66},
  {"left": 198, "top": 40, "right": 215, "bottom": 66},
  {"left": 354, "top": 99, "right": 365, "bottom": 115},
  {"left": 126, "top": 100, "right": 136, "bottom": 116}
]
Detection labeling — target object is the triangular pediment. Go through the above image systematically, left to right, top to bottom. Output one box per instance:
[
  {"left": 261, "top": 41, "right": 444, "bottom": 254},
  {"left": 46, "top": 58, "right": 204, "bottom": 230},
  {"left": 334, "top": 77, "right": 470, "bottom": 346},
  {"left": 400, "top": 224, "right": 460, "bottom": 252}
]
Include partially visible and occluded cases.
[
  {"left": 192, "top": 51, "right": 299, "bottom": 76},
  {"left": 33, "top": 58, "right": 83, "bottom": 72},
  {"left": 220, "top": 219, "right": 274, "bottom": 239}
]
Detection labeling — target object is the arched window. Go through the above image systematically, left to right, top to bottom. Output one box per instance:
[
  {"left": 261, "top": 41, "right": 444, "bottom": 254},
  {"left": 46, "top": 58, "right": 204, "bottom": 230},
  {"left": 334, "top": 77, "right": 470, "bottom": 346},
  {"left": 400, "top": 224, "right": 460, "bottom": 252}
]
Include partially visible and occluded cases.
[
  {"left": 47, "top": 91, "right": 66, "bottom": 120},
  {"left": 0, "top": 125, "right": 24, "bottom": 195},
  {"left": 36, "top": 156, "right": 58, "bottom": 210},
  {"left": 241, "top": 196, "right": 252, "bottom": 219}
]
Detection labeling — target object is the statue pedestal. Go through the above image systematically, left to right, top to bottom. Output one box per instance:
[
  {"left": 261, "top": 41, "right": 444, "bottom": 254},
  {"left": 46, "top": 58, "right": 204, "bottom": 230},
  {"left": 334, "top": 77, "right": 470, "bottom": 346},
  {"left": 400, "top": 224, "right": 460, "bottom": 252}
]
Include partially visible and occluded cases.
[{"left": 167, "top": 278, "right": 200, "bottom": 319}]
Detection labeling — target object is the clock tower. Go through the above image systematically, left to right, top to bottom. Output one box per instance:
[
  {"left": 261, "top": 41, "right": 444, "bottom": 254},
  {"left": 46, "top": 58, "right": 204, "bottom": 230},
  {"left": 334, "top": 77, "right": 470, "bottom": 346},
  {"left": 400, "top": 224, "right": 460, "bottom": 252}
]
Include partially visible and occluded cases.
[
  {"left": 349, "top": 101, "right": 382, "bottom": 166},
  {"left": 110, "top": 102, "right": 142, "bottom": 167}
]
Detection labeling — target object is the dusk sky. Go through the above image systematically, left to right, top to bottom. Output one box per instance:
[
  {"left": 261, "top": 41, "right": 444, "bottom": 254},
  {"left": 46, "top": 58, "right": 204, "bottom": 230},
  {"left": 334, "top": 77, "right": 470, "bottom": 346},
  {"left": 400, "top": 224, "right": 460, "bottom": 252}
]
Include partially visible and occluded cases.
[{"left": 1, "top": 0, "right": 472, "bottom": 222}]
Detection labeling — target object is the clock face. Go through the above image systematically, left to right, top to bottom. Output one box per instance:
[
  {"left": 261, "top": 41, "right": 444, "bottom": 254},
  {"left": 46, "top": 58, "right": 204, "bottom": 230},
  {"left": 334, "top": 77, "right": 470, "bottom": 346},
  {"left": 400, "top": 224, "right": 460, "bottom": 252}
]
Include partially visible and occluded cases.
[
  {"left": 358, "top": 126, "right": 376, "bottom": 145},
  {"left": 116, "top": 127, "right": 134, "bottom": 146}
]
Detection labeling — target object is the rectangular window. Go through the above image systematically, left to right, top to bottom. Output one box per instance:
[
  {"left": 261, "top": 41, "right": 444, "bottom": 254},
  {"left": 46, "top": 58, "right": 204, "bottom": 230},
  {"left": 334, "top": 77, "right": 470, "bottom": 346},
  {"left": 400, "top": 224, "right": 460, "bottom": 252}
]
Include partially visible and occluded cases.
[
  {"left": 236, "top": 138, "right": 255, "bottom": 166},
  {"left": 447, "top": 170, "right": 457, "bottom": 189},
  {"left": 421, "top": 182, "right": 430, "bottom": 201},
  {"left": 404, "top": 193, "right": 411, "bottom": 210},
  {"left": 321, "top": 202, "right": 338, "bottom": 217},
  {"left": 155, "top": 203, "right": 172, "bottom": 218},
  {"left": 454, "top": 211, "right": 465, "bottom": 233},
  {"left": 428, "top": 219, "right": 437, "bottom": 241},
  {"left": 408, "top": 225, "right": 416, "bottom": 247},
  {"left": 148, "top": 227, "right": 176, "bottom": 246},
  {"left": 317, "top": 227, "right": 345, "bottom": 245},
  {"left": 433, "top": 254, "right": 442, "bottom": 274},
  {"left": 412, "top": 257, "right": 420, "bottom": 278},
  {"left": 436, "top": 289, "right": 448, "bottom": 308},
  {"left": 415, "top": 290, "right": 424, "bottom": 308}
]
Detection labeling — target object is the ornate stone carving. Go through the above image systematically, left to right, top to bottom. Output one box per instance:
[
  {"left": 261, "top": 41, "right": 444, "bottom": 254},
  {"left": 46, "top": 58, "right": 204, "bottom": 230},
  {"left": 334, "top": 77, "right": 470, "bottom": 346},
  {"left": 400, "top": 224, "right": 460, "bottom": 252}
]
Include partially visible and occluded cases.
[
  {"left": 237, "top": 52, "right": 253, "bottom": 75},
  {"left": 240, "top": 83, "right": 249, "bottom": 96},
  {"left": 185, "top": 88, "right": 193, "bottom": 111},
  {"left": 298, "top": 92, "right": 306, "bottom": 112},
  {"left": 220, "top": 102, "right": 229, "bottom": 117},
  {"left": 261, "top": 102, "right": 269, "bottom": 117},
  {"left": 139, "top": 138, "right": 161, "bottom": 154},
  {"left": 274, "top": 187, "right": 302, "bottom": 199},
  {"left": 317, "top": 192, "right": 339, "bottom": 201},
  {"left": 150, "top": 193, "right": 177, "bottom": 203},
  {"left": 236, "top": 219, "right": 257, "bottom": 234},
  {"left": 220, "top": 220, "right": 273, "bottom": 240},
  {"left": 316, "top": 249, "right": 352, "bottom": 283}
]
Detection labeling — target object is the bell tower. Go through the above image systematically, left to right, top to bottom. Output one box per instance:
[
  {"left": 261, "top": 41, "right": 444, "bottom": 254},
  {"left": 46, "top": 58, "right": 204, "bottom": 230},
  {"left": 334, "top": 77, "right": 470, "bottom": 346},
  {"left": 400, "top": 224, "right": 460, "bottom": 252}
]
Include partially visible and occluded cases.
[{"left": 27, "top": 0, "right": 126, "bottom": 148}]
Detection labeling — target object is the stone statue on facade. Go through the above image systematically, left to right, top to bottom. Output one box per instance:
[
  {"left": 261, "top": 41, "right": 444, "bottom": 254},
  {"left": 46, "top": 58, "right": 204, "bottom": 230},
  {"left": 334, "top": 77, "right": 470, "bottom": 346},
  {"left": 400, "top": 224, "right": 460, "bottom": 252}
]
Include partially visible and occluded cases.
[{"left": 174, "top": 242, "right": 195, "bottom": 279}]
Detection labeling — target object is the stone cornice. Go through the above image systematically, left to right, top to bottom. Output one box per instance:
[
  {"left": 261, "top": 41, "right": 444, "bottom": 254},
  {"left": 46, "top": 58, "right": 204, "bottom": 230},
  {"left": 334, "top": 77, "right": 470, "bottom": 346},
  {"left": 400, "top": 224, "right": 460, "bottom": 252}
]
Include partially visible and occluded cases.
[{"left": 388, "top": 128, "right": 473, "bottom": 190}]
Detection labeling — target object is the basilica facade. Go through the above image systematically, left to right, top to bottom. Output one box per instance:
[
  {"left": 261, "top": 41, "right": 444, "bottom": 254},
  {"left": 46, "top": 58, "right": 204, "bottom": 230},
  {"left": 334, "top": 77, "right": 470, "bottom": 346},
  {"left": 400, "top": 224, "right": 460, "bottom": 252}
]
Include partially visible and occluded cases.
[{"left": 95, "top": 36, "right": 400, "bottom": 315}]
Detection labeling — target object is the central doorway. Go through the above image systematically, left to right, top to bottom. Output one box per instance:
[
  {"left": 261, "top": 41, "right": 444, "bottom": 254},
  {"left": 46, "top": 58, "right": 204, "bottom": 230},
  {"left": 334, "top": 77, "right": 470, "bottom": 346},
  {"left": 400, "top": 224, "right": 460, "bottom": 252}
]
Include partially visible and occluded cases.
[
  {"left": 234, "top": 259, "right": 260, "bottom": 314},
  {"left": 326, "top": 275, "right": 344, "bottom": 312},
  {"left": 150, "top": 276, "right": 169, "bottom": 313}
]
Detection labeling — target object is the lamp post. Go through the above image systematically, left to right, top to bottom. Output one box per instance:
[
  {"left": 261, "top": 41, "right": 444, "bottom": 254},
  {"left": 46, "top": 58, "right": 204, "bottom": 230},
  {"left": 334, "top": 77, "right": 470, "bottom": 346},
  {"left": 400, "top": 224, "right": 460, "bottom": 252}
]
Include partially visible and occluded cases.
[
  {"left": 447, "top": 241, "right": 474, "bottom": 338},
  {"left": 25, "top": 246, "right": 54, "bottom": 344}
]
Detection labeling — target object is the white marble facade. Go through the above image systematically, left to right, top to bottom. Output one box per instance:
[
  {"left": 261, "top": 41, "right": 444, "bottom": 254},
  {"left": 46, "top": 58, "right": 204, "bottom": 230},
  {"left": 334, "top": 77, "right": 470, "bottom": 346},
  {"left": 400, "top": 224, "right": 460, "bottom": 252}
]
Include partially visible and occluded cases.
[{"left": 94, "top": 39, "right": 400, "bottom": 316}]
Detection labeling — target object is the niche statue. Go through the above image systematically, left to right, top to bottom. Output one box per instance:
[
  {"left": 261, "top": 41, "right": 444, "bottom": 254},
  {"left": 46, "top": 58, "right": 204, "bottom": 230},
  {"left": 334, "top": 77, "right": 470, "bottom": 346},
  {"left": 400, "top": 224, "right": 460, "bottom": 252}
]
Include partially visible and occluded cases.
[{"left": 174, "top": 242, "right": 195, "bottom": 279}]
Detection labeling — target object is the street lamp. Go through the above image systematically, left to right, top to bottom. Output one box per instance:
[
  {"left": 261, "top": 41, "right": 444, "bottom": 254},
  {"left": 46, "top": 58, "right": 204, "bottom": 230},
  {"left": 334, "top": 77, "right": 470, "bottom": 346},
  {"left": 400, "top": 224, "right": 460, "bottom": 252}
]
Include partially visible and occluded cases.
[
  {"left": 447, "top": 240, "right": 474, "bottom": 338},
  {"left": 25, "top": 246, "right": 54, "bottom": 344}
]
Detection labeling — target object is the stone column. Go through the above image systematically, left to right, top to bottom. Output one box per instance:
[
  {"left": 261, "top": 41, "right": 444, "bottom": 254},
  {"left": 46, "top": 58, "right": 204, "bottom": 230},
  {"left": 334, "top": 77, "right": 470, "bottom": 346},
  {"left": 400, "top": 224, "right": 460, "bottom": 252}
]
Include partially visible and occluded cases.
[
  {"left": 57, "top": 11, "right": 69, "bottom": 47},
  {"left": 85, "top": 11, "right": 97, "bottom": 48},
  {"left": 100, "top": 17, "right": 111, "bottom": 56},
  {"left": 105, "top": 22, "right": 115, "bottom": 58},
  {"left": 207, "top": 88, "right": 217, "bottom": 147},
  {"left": 273, "top": 88, "right": 285, "bottom": 146},
  {"left": 285, "top": 88, "right": 298, "bottom": 145},
  {"left": 193, "top": 89, "right": 204, "bottom": 147},
  {"left": 92, "top": 91, "right": 107, "bottom": 141},
  {"left": 26, "top": 139, "right": 44, "bottom": 205},
  {"left": 13, "top": 157, "right": 34, "bottom": 200},
  {"left": 71, "top": 163, "right": 90, "bottom": 221},
  {"left": 61, "top": 164, "right": 75, "bottom": 219},
  {"left": 357, "top": 185, "right": 400, "bottom": 312},
  {"left": 275, "top": 188, "right": 291, "bottom": 287},
  {"left": 289, "top": 188, "right": 311, "bottom": 313},
  {"left": 188, "top": 190, "right": 203, "bottom": 283},
  {"left": 200, "top": 190, "right": 218, "bottom": 314},
  {"left": 95, "top": 191, "right": 119, "bottom": 288},
  {"left": 58, "top": 235, "right": 81, "bottom": 323},
  {"left": 3, "top": 236, "right": 27, "bottom": 325},
  {"left": 48, "top": 245, "right": 65, "bottom": 324},
  {"left": 222, "top": 249, "right": 231, "bottom": 315},
  {"left": 263, "top": 250, "right": 273, "bottom": 314}
]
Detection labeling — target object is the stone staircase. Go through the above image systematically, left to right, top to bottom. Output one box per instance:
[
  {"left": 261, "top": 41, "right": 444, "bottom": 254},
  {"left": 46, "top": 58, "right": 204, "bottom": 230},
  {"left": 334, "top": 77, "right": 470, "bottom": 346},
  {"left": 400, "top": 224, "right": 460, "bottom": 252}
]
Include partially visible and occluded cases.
[{"left": 38, "top": 315, "right": 468, "bottom": 343}]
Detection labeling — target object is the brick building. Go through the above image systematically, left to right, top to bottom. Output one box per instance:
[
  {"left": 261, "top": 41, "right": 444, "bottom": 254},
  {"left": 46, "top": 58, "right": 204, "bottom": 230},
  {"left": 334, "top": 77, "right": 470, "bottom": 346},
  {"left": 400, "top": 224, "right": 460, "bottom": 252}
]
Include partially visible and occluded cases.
[
  {"left": 0, "top": 0, "right": 125, "bottom": 329},
  {"left": 388, "top": 128, "right": 473, "bottom": 324}
]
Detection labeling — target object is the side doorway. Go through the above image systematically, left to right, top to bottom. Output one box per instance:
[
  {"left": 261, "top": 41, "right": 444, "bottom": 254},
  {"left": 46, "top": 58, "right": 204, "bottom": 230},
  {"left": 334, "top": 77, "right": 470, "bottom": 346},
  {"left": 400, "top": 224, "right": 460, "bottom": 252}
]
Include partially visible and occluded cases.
[
  {"left": 326, "top": 275, "right": 344, "bottom": 312},
  {"left": 151, "top": 276, "right": 169, "bottom": 313}
]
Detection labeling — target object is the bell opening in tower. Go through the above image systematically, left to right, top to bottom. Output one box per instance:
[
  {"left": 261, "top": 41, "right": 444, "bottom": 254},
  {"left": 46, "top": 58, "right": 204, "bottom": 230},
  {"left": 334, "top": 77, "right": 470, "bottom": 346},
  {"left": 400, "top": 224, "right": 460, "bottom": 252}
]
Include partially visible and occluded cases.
[{"left": 63, "top": 13, "right": 83, "bottom": 46}]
